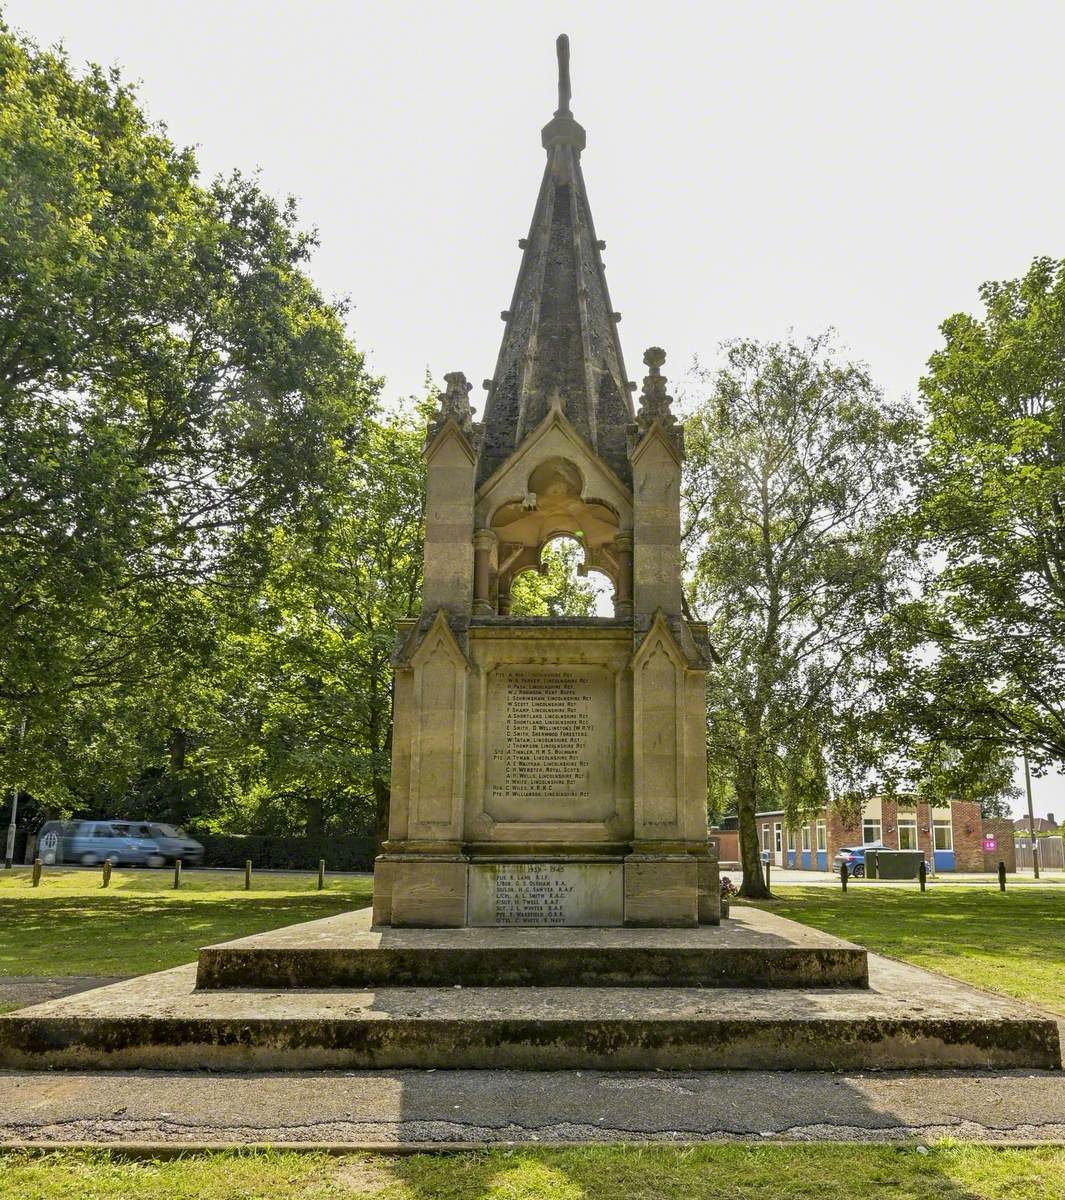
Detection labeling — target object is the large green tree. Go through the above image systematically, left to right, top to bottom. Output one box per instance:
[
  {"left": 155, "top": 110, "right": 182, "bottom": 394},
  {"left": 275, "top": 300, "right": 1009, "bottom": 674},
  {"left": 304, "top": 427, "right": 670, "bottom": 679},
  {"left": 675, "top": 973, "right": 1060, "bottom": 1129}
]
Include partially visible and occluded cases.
[
  {"left": 0, "top": 25, "right": 377, "bottom": 810},
  {"left": 911, "top": 257, "right": 1065, "bottom": 776},
  {"left": 683, "top": 336, "right": 917, "bottom": 897},
  {"left": 214, "top": 402, "right": 427, "bottom": 845}
]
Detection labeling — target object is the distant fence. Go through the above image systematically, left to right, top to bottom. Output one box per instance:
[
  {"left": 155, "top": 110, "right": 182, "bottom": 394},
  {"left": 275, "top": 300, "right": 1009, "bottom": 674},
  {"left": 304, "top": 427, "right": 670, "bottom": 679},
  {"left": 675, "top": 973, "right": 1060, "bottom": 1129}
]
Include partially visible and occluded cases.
[
  {"left": 195, "top": 833, "right": 377, "bottom": 872},
  {"left": 1015, "top": 835, "right": 1064, "bottom": 871}
]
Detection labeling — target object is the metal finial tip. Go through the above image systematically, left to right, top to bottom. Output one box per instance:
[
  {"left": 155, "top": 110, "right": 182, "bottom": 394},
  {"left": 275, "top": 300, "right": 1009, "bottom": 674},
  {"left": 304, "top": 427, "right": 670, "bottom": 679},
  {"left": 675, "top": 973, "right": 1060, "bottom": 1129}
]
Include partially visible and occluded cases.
[{"left": 555, "top": 34, "right": 572, "bottom": 116}]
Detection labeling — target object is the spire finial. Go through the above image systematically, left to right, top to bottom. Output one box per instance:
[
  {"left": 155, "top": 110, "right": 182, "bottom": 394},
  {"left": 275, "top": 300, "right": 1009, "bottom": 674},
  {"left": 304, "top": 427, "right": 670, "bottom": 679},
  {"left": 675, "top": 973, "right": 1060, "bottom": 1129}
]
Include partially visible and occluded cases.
[{"left": 555, "top": 34, "right": 572, "bottom": 116}]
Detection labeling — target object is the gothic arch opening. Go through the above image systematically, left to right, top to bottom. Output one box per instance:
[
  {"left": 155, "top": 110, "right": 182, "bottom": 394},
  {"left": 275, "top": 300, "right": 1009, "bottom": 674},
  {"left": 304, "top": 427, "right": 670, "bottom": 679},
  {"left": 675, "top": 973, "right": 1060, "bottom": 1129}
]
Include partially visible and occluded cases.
[{"left": 508, "top": 533, "right": 614, "bottom": 617}]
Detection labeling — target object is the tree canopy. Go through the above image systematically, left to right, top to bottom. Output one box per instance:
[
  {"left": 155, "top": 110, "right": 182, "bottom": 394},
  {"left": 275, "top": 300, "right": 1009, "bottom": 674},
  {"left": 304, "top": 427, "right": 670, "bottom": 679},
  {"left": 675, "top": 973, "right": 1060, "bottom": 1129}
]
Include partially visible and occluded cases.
[
  {"left": 0, "top": 24, "right": 389, "bottom": 836},
  {"left": 900, "top": 256, "right": 1065, "bottom": 786},
  {"left": 682, "top": 336, "right": 918, "bottom": 896}
]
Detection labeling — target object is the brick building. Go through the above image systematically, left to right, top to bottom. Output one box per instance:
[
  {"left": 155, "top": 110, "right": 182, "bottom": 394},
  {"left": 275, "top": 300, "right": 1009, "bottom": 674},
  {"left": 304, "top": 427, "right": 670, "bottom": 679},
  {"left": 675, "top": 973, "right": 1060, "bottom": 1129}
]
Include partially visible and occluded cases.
[{"left": 755, "top": 797, "right": 1015, "bottom": 873}]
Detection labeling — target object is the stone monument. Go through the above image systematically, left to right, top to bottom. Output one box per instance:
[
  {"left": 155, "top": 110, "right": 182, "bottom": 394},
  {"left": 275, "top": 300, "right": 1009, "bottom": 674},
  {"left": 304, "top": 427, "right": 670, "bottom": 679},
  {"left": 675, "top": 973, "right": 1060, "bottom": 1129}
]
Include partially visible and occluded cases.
[{"left": 373, "top": 35, "right": 718, "bottom": 928}]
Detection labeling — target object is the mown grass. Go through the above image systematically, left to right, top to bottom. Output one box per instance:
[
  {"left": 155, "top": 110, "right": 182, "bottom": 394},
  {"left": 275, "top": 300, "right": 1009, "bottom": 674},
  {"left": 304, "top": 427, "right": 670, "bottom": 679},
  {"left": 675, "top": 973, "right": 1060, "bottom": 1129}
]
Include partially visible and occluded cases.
[
  {"left": 0, "top": 866, "right": 373, "bottom": 977},
  {"left": 755, "top": 883, "right": 1065, "bottom": 1015},
  {"left": 0, "top": 1145, "right": 1062, "bottom": 1199}
]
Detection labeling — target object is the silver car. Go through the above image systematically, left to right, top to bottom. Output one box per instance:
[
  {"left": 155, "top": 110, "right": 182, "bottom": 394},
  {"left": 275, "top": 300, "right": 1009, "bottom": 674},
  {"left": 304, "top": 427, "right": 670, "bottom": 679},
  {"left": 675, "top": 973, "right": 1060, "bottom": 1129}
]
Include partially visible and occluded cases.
[{"left": 111, "top": 822, "right": 204, "bottom": 866}]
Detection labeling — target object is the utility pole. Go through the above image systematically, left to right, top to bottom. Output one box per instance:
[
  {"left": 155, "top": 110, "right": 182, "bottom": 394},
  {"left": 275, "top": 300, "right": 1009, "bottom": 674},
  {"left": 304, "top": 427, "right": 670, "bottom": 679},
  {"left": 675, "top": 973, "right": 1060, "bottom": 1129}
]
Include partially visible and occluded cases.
[
  {"left": 4, "top": 717, "right": 26, "bottom": 870},
  {"left": 1023, "top": 748, "right": 1040, "bottom": 880}
]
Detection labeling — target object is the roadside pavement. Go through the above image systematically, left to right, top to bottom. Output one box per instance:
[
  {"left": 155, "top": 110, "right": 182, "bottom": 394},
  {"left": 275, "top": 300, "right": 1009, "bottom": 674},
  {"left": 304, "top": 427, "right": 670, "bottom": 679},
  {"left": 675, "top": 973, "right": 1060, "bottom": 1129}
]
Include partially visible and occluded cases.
[{"left": 2, "top": 1069, "right": 1064, "bottom": 1146}]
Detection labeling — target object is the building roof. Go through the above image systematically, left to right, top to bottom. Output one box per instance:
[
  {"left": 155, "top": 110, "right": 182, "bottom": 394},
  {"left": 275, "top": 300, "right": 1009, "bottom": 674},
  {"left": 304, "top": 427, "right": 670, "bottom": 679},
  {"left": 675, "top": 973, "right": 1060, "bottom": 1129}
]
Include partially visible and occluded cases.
[
  {"left": 477, "top": 35, "right": 634, "bottom": 489},
  {"left": 1013, "top": 815, "right": 1058, "bottom": 833}
]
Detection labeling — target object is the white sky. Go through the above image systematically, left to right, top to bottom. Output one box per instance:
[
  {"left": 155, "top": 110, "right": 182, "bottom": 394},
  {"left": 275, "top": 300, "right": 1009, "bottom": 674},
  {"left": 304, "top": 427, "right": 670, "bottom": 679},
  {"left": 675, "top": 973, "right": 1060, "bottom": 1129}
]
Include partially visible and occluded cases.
[{"left": 8, "top": 0, "right": 1064, "bottom": 820}]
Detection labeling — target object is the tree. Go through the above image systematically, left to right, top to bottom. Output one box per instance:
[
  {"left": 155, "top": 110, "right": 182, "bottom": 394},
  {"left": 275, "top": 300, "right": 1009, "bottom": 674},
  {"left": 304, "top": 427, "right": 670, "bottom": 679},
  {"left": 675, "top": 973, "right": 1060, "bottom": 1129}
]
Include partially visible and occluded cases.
[
  {"left": 0, "top": 25, "right": 377, "bottom": 807},
  {"left": 913, "top": 256, "right": 1065, "bottom": 776},
  {"left": 683, "top": 336, "right": 917, "bottom": 897},
  {"left": 216, "top": 401, "right": 427, "bottom": 845},
  {"left": 509, "top": 538, "right": 601, "bottom": 616}
]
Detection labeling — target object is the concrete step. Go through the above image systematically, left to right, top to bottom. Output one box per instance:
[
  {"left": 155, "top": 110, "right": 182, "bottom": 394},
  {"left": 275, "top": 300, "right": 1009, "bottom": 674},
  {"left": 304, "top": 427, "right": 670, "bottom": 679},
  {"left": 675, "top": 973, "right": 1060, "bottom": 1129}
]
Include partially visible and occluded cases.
[
  {"left": 195, "top": 907, "right": 869, "bottom": 990},
  {"left": 0, "top": 954, "right": 1058, "bottom": 1072}
]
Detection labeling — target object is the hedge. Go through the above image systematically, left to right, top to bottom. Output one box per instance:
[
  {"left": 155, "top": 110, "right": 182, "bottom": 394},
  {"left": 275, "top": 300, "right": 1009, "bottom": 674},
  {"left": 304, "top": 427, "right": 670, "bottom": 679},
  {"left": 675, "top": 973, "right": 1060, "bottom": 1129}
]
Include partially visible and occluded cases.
[{"left": 193, "top": 832, "right": 377, "bottom": 872}]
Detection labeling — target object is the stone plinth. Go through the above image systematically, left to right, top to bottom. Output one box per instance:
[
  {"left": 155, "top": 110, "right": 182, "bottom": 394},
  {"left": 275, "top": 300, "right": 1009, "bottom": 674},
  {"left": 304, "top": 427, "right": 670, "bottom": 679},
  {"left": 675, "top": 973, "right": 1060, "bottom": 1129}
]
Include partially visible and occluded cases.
[
  {"left": 195, "top": 905, "right": 868, "bottom": 990},
  {"left": 3, "top": 907, "right": 1058, "bottom": 1072}
]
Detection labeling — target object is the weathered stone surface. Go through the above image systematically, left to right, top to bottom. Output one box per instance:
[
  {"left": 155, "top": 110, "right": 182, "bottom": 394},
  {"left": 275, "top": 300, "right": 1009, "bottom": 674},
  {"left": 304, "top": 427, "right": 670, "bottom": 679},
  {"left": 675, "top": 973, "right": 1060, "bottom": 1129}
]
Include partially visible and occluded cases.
[
  {"left": 379, "top": 40, "right": 712, "bottom": 928},
  {"left": 196, "top": 905, "right": 862, "bottom": 989},
  {"left": 0, "top": 945, "right": 1057, "bottom": 1071}
]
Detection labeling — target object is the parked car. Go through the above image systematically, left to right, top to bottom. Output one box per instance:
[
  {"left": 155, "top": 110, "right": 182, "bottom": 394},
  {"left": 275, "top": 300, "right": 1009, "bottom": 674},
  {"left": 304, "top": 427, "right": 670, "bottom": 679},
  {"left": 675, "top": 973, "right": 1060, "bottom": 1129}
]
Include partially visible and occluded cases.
[
  {"left": 35, "top": 820, "right": 164, "bottom": 868},
  {"left": 111, "top": 822, "right": 204, "bottom": 866},
  {"left": 832, "top": 843, "right": 882, "bottom": 878},
  {"left": 834, "top": 843, "right": 931, "bottom": 879}
]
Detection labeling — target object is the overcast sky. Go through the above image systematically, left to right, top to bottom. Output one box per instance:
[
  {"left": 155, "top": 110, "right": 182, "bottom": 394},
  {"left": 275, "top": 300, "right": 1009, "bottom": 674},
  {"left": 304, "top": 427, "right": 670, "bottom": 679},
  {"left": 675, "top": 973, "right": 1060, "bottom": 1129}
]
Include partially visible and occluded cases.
[{"left": 8, "top": 0, "right": 1064, "bottom": 819}]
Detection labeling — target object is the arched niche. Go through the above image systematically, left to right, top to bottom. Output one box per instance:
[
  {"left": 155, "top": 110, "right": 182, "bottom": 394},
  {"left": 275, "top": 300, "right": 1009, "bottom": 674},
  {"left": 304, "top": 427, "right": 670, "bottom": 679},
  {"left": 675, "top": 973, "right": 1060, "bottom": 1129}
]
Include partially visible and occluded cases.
[{"left": 503, "top": 531, "right": 618, "bottom": 617}]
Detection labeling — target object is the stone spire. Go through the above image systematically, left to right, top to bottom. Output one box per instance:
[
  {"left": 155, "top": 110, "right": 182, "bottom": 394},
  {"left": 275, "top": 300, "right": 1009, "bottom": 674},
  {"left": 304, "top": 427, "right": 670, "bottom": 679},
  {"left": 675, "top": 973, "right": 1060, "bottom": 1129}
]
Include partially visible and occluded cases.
[{"left": 477, "top": 34, "right": 635, "bottom": 488}]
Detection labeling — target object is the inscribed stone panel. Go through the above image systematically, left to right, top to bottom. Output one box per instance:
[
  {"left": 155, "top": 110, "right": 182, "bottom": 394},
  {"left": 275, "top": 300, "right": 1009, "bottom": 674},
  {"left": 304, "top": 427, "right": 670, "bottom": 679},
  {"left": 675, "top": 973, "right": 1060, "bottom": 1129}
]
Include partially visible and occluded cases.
[
  {"left": 485, "top": 664, "right": 615, "bottom": 823},
  {"left": 467, "top": 861, "right": 623, "bottom": 926}
]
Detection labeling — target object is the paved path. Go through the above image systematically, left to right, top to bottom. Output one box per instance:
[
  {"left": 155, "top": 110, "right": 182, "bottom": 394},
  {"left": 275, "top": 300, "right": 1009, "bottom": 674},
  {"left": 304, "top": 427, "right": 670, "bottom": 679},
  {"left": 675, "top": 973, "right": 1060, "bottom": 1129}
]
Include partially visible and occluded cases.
[
  {"left": 0, "top": 977, "right": 128, "bottom": 1011},
  {"left": 2, "top": 1069, "right": 1064, "bottom": 1146}
]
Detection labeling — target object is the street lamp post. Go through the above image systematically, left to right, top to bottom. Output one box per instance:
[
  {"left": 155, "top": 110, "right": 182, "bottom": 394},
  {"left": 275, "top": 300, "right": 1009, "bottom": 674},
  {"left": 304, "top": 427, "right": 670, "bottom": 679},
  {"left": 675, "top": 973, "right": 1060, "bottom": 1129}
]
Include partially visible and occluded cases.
[
  {"left": 4, "top": 717, "right": 26, "bottom": 870},
  {"left": 1023, "top": 748, "right": 1040, "bottom": 880}
]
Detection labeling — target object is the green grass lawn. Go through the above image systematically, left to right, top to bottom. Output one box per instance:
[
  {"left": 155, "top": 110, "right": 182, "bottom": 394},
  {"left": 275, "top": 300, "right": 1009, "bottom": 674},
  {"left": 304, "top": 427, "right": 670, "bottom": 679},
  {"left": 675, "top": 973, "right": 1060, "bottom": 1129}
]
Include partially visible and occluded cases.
[
  {"left": 0, "top": 866, "right": 373, "bottom": 978},
  {"left": 755, "top": 883, "right": 1065, "bottom": 1016},
  {"left": 0, "top": 1145, "right": 1062, "bottom": 1199}
]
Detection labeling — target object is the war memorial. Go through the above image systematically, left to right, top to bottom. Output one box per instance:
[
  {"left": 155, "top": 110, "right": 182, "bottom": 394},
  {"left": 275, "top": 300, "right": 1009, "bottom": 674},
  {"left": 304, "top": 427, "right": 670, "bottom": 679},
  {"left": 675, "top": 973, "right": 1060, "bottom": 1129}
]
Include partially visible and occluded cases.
[{"left": 0, "top": 39, "right": 1058, "bottom": 1074}]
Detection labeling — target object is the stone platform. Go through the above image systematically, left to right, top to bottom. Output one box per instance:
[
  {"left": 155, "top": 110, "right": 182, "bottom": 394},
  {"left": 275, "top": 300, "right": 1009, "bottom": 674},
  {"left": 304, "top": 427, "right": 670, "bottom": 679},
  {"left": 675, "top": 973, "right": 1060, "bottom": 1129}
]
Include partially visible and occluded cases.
[
  {"left": 196, "top": 906, "right": 867, "bottom": 990},
  {"left": 0, "top": 907, "right": 1058, "bottom": 1072}
]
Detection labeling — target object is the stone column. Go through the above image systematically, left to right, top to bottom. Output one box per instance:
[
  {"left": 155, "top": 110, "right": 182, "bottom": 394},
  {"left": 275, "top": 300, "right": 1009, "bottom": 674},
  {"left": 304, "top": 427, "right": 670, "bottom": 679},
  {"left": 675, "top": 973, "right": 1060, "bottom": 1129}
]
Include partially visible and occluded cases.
[
  {"left": 472, "top": 529, "right": 497, "bottom": 616},
  {"left": 613, "top": 531, "right": 633, "bottom": 619},
  {"left": 497, "top": 581, "right": 512, "bottom": 616}
]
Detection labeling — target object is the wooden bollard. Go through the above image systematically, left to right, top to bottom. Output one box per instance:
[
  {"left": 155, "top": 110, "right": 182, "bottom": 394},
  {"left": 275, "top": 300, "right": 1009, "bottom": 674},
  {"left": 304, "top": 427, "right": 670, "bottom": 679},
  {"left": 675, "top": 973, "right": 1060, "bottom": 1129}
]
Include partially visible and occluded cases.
[
  {"left": 32, "top": 857, "right": 42, "bottom": 887},
  {"left": 173, "top": 858, "right": 182, "bottom": 889},
  {"left": 764, "top": 858, "right": 771, "bottom": 893},
  {"left": 102, "top": 859, "right": 112, "bottom": 888},
  {"left": 245, "top": 859, "right": 252, "bottom": 890},
  {"left": 317, "top": 859, "right": 325, "bottom": 890},
  {"left": 918, "top": 860, "right": 926, "bottom": 892},
  {"left": 998, "top": 861, "right": 1006, "bottom": 892},
  {"left": 840, "top": 862, "right": 848, "bottom": 892}
]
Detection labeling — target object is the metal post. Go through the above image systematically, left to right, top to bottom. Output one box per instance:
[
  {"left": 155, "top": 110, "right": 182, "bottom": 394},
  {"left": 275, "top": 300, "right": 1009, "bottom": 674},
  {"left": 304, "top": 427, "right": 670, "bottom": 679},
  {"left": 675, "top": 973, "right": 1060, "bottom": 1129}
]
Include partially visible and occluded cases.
[
  {"left": 4, "top": 717, "right": 26, "bottom": 869},
  {"left": 1023, "top": 749, "right": 1040, "bottom": 879},
  {"left": 245, "top": 859, "right": 252, "bottom": 890},
  {"left": 318, "top": 859, "right": 326, "bottom": 890},
  {"left": 918, "top": 860, "right": 926, "bottom": 892},
  {"left": 998, "top": 861, "right": 1006, "bottom": 892},
  {"left": 841, "top": 862, "right": 848, "bottom": 892}
]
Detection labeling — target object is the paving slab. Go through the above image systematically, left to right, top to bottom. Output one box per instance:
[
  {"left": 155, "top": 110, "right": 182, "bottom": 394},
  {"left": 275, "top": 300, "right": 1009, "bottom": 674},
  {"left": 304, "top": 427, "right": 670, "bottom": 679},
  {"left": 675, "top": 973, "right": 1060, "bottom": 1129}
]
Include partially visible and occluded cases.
[
  {"left": 196, "top": 905, "right": 869, "bottom": 989},
  {"left": 0, "top": 949, "right": 1058, "bottom": 1071},
  {"left": 2, "top": 1068, "right": 1065, "bottom": 1145}
]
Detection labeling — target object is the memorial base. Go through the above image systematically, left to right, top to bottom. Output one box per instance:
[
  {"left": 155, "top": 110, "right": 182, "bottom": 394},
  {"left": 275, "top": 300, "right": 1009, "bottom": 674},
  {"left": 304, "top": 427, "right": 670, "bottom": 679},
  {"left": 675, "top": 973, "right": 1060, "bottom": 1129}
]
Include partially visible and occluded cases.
[
  {"left": 373, "top": 848, "right": 719, "bottom": 928},
  {"left": 380, "top": 854, "right": 468, "bottom": 928}
]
